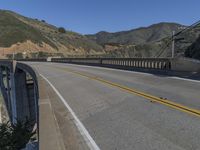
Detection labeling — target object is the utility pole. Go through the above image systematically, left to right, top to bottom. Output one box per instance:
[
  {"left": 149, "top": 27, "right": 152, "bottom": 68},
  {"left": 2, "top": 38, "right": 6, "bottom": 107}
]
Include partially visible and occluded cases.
[{"left": 172, "top": 31, "right": 175, "bottom": 58}]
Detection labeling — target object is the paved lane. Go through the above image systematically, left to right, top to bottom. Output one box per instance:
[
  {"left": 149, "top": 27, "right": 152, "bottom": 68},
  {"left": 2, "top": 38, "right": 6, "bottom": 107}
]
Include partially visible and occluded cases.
[{"left": 29, "top": 62, "right": 200, "bottom": 150}]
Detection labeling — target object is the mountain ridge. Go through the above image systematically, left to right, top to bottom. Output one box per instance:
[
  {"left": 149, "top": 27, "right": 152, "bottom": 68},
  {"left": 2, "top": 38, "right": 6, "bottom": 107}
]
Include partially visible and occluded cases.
[
  {"left": 0, "top": 9, "right": 104, "bottom": 58},
  {"left": 0, "top": 9, "right": 199, "bottom": 59},
  {"left": 86, "top": 22, "right": 185, "bottom": 45}
]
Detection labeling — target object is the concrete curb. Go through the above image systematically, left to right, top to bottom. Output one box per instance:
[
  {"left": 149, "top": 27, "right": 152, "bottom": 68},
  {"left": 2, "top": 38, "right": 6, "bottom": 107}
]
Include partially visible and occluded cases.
[{"left": 37, "top": 75, "right": 66, "bottom": 150}]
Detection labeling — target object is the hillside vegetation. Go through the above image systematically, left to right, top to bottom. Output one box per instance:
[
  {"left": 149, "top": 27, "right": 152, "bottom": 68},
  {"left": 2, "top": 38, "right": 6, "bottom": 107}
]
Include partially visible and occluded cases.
[
  {"left": 0, "top": 9, "right": 199, "bottom": 59},
  {"left": 0, "top": 10, "right": 104, "bottom": 58},
  {"left": 86, "top": 23, "right": 183, "bottom": 45},
  {"left": 86, "top": 23, "right": 185, "bottom": 58},
  {"left": 87, "top": 23, "right": 200, "bottom": 59},
  {"left": 185, "top": 35, "right": 200, "bottom": 59}
]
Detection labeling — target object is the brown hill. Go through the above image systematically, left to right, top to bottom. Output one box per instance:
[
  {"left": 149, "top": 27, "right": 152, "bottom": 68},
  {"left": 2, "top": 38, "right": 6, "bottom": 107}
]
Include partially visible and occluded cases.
[{"left": 0, "top": 10, "right": 104, "bottom": 58}]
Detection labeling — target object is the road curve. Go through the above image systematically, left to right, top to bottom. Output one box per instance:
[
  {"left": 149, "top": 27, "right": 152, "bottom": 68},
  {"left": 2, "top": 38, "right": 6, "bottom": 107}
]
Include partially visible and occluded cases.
[{"left": 28, "top": 62, "right": 200, "bottom": 150}]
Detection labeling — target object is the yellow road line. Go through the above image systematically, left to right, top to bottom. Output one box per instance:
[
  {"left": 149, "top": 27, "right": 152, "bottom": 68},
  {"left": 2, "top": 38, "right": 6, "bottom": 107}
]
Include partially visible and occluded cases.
[{"left": 55, "top": 66, "right": 200, "bottom": 117}]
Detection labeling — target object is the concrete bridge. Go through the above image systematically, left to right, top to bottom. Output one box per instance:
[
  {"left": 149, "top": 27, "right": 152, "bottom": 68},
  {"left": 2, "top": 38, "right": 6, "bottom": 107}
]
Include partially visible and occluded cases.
[
  {"left": 0, "top": 57, "right": 200, "bottom": 150},
  {"left": 0, "top": 60, "right": 38, "bottom": 125}
]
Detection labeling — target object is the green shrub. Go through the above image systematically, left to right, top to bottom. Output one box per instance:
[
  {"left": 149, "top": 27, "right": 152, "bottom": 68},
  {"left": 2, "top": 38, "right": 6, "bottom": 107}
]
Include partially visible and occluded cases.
[
  {"left": 58, "top": 27, "right": 66, "bottom": 33},
  {"left": 37, "top": 51, "right": 48, "bottom": 58},
  {"left": 15, "top": 53, "right": 23, "bottom": 59},
  {"left": 0, "top": 120, "right": 36, "bottom": 150}
]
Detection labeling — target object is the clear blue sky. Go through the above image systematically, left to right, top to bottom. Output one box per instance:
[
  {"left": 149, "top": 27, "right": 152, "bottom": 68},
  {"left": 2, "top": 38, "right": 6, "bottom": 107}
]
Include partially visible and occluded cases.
[{"left": 1, "top": 0, "right": 199, "bottom": 34}]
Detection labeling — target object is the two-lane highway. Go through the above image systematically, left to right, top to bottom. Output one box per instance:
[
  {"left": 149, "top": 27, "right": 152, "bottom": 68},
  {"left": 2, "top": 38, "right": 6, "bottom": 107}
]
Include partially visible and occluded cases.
[{"left": 29, "top": 62, "right": 200, "bottom": 150}]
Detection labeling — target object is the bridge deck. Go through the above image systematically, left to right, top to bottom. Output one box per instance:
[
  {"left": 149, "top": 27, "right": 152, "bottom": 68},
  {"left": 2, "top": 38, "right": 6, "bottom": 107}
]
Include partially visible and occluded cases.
[{"left": 28, "top": 62, "right": 200, "bottom": 150}]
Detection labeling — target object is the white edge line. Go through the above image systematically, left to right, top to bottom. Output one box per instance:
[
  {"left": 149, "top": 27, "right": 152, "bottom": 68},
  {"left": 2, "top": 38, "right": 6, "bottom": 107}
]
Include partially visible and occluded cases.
[
  {"left": 40, "top": 73, "right": 100, "bottom": 150},
  {"left": 168, "top": 76, "right": 200, "bottom": 83}
]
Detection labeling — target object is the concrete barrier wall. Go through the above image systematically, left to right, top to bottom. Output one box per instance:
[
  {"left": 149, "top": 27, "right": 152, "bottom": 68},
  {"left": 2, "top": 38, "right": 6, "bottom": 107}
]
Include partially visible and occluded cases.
[
  {"left": 16, "top": 57, "right": 200, "bottom": 72},
  {"left": 51, "top": 57, "right": 200, "bottom": 73},
  {"left": 170, "top": 57, "right": 200, "bottom": 72},
  {"left": 51, "top": 58, "right": 172, "bottom": 70}
]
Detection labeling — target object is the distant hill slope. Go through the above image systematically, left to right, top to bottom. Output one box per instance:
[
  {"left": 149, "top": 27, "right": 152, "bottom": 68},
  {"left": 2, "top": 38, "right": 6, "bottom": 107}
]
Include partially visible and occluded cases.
[
  {"left": 0, "top": 9, "right": 199, "bottom": 60},
  {"left": 0, "top": 10, "right": 104, "bottom": 58},
  {"left": 87, "top": 22, "right": 200, "bottom": 59},
  {"left": 86, "top": 23, "right": 184, "bottom": 45},
  {"left": 185, "top": 35, "right": 200, "bottom": 60}
]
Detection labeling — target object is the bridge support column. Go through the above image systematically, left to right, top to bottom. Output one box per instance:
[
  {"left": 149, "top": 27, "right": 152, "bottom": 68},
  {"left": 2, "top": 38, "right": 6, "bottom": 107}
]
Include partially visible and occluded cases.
[
  {"left": 0, "top": 66, "right": 18, "bottom": 124},
  {"left": 14, "top": 69, "right": 30, "bottom": 122},
  {"left": 10, "top": 72, "right": 17, "bottom": 124}
]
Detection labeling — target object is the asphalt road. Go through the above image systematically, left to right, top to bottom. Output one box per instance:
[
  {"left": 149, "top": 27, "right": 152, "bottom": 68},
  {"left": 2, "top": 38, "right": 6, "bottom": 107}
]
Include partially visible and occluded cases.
[{"left": 28, "top": 62, "right": 200, "bottom": 150}]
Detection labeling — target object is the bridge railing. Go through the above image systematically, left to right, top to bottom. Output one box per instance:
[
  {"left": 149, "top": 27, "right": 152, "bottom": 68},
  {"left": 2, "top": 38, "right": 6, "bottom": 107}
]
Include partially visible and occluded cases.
[
  {"left": 16, "top": 57, "right": 200, "bottom": 72},
  {"left": 51, "top": 58, "right": 172, "bottom": 70}
]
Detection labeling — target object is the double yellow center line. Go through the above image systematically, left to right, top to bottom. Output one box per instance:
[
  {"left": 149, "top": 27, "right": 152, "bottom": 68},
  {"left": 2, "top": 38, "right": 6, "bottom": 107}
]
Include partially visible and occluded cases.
[{"left": 56, "top": 66, "right": 200, "bottom": 117}]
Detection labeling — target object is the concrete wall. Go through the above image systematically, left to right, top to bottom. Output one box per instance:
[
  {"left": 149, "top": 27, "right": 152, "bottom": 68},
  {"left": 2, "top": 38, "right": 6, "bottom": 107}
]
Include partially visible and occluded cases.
[
  {"left": 17, "top": 57, "right": 200, "bottom": 73},
  {"left": 51, "top": 57, "right": 200, "bottom": 73},
  {"left": 171, "top": 57, "right": 200, "bottom": 72},
  {"left": 51, "top": 58, "right": 172, "bottom": 70}
]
